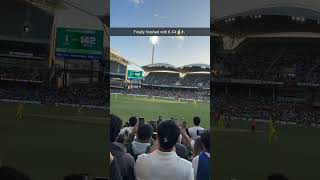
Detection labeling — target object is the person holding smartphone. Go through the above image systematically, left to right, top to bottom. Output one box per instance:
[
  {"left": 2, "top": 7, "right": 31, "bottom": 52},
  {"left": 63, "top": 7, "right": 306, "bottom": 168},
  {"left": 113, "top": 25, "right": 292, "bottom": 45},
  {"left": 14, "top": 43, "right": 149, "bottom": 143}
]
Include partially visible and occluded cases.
[
  {"left": 119, "top": 116, "right": 138, "bottom": 135},
  {"left": 188, "top": 116, "right": 205, "bottom": 140},
  {"left": 126, "top": 118, "right": 153, "bottom": 160}
]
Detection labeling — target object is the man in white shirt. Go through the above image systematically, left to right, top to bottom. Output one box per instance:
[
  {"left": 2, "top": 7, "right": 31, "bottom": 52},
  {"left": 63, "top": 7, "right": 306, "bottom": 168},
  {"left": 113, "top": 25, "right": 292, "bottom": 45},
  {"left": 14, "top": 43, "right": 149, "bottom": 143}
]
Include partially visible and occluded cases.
[
  {"left": 119, "top": 116, "right": 137, "bottom": 135},
  {"left": 188, "top": 116, "right": 205, "bottom": 140},
  {"left": 135, "top": 120, "right": 194, "bottom": 180}
]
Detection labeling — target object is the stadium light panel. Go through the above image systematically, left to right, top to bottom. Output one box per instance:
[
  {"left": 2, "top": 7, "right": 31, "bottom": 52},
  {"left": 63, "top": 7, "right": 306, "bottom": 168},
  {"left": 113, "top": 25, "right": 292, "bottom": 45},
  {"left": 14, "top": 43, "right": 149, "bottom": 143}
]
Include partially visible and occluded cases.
[{"left": 150, "top": 36, "right": 159, "bottom": 45}]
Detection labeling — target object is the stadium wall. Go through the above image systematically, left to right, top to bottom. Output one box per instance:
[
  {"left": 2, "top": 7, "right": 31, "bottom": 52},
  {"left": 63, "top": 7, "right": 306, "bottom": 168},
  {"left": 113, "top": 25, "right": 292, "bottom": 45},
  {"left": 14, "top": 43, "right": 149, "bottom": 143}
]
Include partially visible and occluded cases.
[
  {"left": 111, "top": 93, "right": 209, "bottom": 102},
  {"left": 0, "top": 99, "right": 105, "bottom": 110}
]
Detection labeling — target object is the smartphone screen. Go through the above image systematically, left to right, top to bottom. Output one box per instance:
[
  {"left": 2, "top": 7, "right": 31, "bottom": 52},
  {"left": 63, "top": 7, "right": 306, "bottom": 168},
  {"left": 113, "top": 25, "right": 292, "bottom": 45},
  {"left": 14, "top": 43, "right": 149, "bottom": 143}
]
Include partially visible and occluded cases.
[{"left": 197, "top": 129, "right": 206, "bottom": 136}]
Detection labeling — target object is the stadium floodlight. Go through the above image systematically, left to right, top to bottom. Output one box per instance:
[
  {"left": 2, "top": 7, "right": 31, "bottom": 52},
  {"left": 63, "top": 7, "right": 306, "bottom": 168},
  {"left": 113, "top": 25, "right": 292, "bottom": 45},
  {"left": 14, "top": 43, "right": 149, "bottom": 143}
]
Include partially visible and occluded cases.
[
  {"left": 149, "top": 36, "right": 159, "bottom": 64},
  {"left": 150, "top": 36, "right": 159, "bottom": 45}
]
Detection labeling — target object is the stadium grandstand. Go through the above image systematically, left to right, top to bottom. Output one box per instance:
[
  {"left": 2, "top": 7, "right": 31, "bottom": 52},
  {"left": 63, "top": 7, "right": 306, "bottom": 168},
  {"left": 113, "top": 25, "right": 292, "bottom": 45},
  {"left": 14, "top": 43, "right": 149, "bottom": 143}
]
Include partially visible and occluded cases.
[
  {"left": 0, "top": 0, "right": 108, "bottom": 106},
  {"left": 0, "top": 0, "right": 53, "bottom": 102},
  {"left": 0, "top": 1, "right": 108, "bottom": 180},
  {"left": 212, "top": 4, "right": 320, "bottom": 180},
  {"left": 212, "top": 5, "right": 320, "bottom": 125},
  {"left": 110, "top": 48, "right": 128, "bottom": 89},
  {"left": 110, "top": 60, "right": 210, "bottom": 101},
  {"left": 142, "top": 63, "right": 209, "bottom": 100},
  {"left": 142, "top": 63, "right": 180, "bottom": 85},
  {"left": 179, "top": 63, "right": 210, "bottom": 88}
]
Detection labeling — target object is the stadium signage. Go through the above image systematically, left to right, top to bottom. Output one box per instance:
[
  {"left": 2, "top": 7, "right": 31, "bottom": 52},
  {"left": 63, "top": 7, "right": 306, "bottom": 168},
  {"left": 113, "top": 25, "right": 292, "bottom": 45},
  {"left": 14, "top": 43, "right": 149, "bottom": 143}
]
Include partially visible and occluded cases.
[
  {"left": 55, "top": 27, "right": 103, "bottom": 61},
  {"left": 127, "top": 70, "right": 143, "bottom": 80}
]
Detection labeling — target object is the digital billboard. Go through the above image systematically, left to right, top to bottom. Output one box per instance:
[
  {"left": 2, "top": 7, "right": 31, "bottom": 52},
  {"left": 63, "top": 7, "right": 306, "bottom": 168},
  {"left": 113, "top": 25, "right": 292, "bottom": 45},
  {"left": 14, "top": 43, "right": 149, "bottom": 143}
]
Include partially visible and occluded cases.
[
  {"left": 55, "top": 27, "right": 104, "bottom": 60},
  {"left": 127, "top": 70, "right": 143, "bottom": 80}
]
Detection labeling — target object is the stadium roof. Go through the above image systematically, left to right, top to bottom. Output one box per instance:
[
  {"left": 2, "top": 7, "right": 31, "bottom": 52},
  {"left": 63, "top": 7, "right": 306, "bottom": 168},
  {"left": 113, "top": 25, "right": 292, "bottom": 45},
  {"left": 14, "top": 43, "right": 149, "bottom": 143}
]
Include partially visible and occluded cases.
[
  {"left": 24, "top": 0, "right": 65, "bottom": 12},
  {"left": 213, "top": 5, "right": 320, "bottom": 36},
  {"left": 214, "top": 5, "right": 320, "bottom": 22},
  {"left": 99, "top": 14, "right": 109, "bottom": 25},
  {"left": 110, "top": 48, "right": 129, "bottom": 65},
  {"left": 142, "top": 63, "right": 178, "bottom": 72},
  {"left": 143, "top": 63, "right": 177, "bottom": 69},
  {"left": 178, "top": 63, "right": 210, "bottom": 73},
  {"left": 179, "top": 63, "right": 210, "bottom": 69}
]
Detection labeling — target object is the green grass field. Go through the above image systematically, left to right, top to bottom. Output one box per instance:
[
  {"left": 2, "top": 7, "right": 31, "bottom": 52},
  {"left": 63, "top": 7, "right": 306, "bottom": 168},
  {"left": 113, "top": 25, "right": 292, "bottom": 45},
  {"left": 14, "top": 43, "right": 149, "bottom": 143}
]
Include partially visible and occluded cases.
[
  {"left": 110, "top": 94, "right": 210, "bottom": 128},
  {"left": 0, "top": 102, "right": 107, "bottom": 180},
  {"left": 213, "top": 120, "right": 320, "bottom": 180}
]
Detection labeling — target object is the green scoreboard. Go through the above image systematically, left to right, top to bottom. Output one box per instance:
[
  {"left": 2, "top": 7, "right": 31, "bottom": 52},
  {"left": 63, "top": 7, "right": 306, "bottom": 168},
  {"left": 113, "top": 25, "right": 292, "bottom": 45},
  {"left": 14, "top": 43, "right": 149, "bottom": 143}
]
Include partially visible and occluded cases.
[
  {"left": 55, "top": 27, "right": 104, "bottom": 60},
  {"left": 127, "top": 70, "right": 143, "bottom": 80}
]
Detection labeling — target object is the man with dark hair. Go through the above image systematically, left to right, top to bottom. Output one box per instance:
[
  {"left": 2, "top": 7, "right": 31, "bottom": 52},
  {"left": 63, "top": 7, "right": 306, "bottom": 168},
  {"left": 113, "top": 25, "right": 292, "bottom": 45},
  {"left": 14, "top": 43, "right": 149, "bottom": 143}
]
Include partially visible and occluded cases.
[
  {"left": 110, "top": 114, "right": 135, "bottom": 180},
  {"left": 111, "top": 115, "right": 123, "bottom": 142},
  {"left": 119, "top": 116, "right": 138, "bottom": 135},
  {"left": 188, "top": 116, "right": 204, "bottom": 140},
  {"left": 135, "top": 120, "right": 194, "bottom": 180},
  {"left": 126, "top": 124, "right": 153, "bottom": 160},
  {"left": 192, "top": 130, "right": 210, "bottom": 180},
  {"left": 0, "top": 166, "right": 31, "bottom": 180}
]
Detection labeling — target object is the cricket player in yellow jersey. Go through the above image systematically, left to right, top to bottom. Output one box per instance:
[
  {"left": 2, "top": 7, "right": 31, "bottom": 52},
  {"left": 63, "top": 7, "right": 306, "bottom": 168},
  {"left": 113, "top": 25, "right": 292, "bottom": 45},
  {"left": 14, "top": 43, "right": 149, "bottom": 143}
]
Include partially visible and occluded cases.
[
  {"left": 16, "top": 102, "right": 23, "bottom": 120},
  {"left": 268, "top": 118, "right": 277, "bottom": 144}
]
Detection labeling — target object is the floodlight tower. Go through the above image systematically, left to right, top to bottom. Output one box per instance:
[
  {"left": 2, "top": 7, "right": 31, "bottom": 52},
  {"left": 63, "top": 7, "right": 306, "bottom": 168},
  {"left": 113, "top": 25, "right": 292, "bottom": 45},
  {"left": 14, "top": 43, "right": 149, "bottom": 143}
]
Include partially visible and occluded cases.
[{"left": 149, "top": 36, "right": 159, "bottom": 64}]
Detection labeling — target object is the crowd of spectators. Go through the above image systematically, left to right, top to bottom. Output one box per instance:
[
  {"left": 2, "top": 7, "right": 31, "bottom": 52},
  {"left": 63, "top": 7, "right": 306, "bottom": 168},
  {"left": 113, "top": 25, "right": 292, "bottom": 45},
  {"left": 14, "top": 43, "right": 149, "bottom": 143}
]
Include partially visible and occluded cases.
[
  {"left": 212, "top": 39, "right": 320, "bottom": 128},
  {"left": 213, "top": 40, "right": 320, "bottom": 84},
  {"left": 0, "top": 62, "right": 107, "bottom": 106},
  {"left": 0, "top": 66, "right": 47, "bottom": 82},
  {"left": 143, "top": 72, "right": 210, "bottom": 88},
  {"left": 143, "top": 72, "right": 180, "bottom": 85},
  {"left": 181, "top": 74, "right": 210, "bottom": 88},
  {"left": 0, "top": 81, "right": 105, "bottom": 106},
  {"left": 40, "top": 85, "right": 105, "bottom": 105},
  {"left": 111, "top": 115, "right": 210, "bottom": 180}
]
